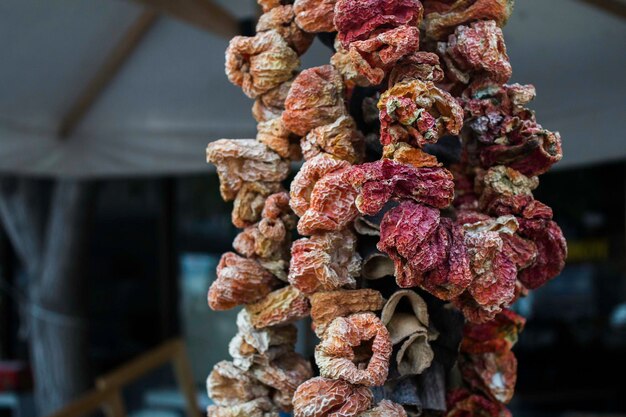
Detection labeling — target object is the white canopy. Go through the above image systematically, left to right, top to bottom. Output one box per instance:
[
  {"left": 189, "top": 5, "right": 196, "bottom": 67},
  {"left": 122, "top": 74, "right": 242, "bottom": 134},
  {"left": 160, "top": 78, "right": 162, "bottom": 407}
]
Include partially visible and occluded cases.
[{"left": 0, "top": 0, "right": 624, "bottom": 178}]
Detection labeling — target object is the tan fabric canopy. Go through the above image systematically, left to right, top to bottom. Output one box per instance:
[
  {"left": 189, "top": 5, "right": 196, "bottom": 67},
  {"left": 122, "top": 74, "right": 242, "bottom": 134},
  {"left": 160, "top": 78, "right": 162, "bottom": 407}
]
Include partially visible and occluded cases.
[{"left": 0, "top": 0, "right": 624, "bottom": 178}]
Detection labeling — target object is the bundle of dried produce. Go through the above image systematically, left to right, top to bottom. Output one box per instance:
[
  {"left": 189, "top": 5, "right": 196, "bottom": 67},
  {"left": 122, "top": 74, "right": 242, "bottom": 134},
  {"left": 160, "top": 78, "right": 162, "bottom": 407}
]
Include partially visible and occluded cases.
[{"left": 205, "top": 0, "right": 566, "bottom": 414}]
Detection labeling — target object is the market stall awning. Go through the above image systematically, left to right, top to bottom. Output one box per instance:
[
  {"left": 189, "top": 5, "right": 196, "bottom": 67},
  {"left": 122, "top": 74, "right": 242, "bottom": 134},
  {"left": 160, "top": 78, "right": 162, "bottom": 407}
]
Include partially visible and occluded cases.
[{"left": 0, "top": 0, "right": 624, "bottom": 178}]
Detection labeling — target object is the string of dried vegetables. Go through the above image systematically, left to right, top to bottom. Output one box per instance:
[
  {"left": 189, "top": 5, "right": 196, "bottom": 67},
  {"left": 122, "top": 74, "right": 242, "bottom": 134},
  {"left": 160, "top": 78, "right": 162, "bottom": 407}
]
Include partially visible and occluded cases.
[{"left": 205, "top": 0, "right": 566, "bottom": 416}]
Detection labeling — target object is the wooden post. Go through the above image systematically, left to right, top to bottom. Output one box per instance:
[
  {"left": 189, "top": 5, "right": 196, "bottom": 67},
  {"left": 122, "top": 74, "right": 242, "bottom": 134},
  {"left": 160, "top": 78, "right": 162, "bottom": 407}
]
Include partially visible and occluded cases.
[{"left": 0, "top": 178, "right": 98, "bottom": 415}]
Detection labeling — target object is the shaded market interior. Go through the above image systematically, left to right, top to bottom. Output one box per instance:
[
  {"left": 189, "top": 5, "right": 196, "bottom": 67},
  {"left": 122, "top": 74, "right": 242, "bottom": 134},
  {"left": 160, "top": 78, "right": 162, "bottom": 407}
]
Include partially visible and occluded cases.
[{"left": 1, "top": 0, "right": 625, "bottom": 416}]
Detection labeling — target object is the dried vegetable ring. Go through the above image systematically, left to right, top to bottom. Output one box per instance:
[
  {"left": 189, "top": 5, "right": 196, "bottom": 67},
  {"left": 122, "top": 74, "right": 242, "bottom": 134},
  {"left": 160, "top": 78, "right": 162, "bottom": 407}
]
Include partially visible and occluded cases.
[{"left": 315, "top": 313, "right": 392, "bottom": 386}]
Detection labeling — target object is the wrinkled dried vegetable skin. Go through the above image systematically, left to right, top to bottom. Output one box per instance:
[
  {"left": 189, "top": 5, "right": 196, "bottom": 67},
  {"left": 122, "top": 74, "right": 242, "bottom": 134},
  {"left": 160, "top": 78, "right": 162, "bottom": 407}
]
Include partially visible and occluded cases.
[
  {"left": 206, "top": 0, "right": 567, "bottom": 414},
  {"left": 293, "top": 0, "right": 338, "bottom": 33},
  {"left": 335, "top": 0, "right": 424, "bottom": 45},
  {"left": 422, "top": 0, "right": 514, "bottom": 41},
  {"left": 257, "top": 5, "right": 314, "bottom": 55},
  {"left": 225, "top": 30, "right": 299, "bottom": 99},
  {"left": 283, "top": 65, "right": 347, "bottom": 136},
  {"left": 378, "top": 79, "right": 464, "bottom": 147},
  {"left": 206, "top": 139, "right": 289, "bottom": 201},
  {"left": 288, "top": 230, "right": 362, "bottom": 294},
  {"left": 208, "top": 252, "right": 280, "bottom": 311},
  {"left": 246, "top": 285, "right": 311, "bottom": 328},
  {"left": 310, "top": 289, "right": 385, "bottom": 333},
  {"left": 315, "top": 313, "right": 392, "bottom": 386},
  {"left": 207, "top": 361, "right": 270, "bottom": 406},
  {"left": 293, "top": 377, "right": 373, "bottom": 417},
  {"left": 358, "top": 400, "right": 408, "bottom": 417}
]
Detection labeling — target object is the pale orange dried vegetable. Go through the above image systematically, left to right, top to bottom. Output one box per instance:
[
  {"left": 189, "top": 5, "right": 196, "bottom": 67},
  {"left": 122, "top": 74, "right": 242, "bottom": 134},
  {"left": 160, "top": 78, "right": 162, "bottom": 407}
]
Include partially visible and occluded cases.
[
  {"left": 293, "top": 0, "right": 337, "bottom": 33},
  {"left": 257, "top": 5, "right": 314, "bottom": 55},
  {"left": 226, "top": 30, "right": 299, "bottom": 99},
  {"left": 283, "top": 65, "right": 347, "bottom": 136},
  {"left": 252, "top": 80, "right": 293, "bottom": 123},
  {"left": 301, "top": 116, "right": 365, "bottom": 164},
  {"left": 206, "top": 139, "right": 289, "bottom": 201},
  {"left": 232, "top": 182, "right": 283, "bottom": 228},
  {"left": 289, "top": 229, "right": 361, "bottom": 294},
  {"left": 208, "top": 253, "right": 281, "bottom": 311},
  {"left": 246, "top": 286, "right": 311, "bottom": 328},
  {"left": 310, "top": 289, "right": 385, "bottom": 336},
  {"left": 315, "top": 312, "right": 392, "bottom": 386},
  {"left": 251, "top": 352, "right": 314, "bottom": 411},
  {"left": 207, "top": 361, "right": 270, "bottom": 406},
  {"left": 293, "top": 377, "right": 373, "bottom": 417}
]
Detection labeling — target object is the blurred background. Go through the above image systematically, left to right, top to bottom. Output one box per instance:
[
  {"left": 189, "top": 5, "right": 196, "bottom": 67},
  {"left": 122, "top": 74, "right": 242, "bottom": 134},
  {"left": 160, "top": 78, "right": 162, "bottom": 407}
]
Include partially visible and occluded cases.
[{"left": 0, "top": 0, "right": 625, "bottom": 416}]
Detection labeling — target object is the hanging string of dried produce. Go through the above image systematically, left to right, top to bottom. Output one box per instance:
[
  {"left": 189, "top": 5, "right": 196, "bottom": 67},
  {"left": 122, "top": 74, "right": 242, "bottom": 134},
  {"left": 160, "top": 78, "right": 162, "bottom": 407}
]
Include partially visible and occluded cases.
[{"left": 205, "top": 0, "right": 566, "bottom": 416}]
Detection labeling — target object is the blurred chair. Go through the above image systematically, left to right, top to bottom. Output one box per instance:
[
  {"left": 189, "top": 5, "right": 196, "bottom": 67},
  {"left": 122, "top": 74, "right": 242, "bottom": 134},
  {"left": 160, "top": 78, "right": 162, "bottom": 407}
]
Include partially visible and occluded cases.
[{"left": 46, "top": 339, "right": 201, "bottom": 417}]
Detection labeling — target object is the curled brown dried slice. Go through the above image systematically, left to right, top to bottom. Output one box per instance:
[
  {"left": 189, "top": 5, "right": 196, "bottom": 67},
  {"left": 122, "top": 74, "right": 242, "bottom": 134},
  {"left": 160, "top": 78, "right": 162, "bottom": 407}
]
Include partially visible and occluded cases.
[
  {"left": 293, "top": 0, "right": 337, "bottom": 33},
  {"left": 257, "top": 5, "right": 314, "bottom": 55},
  {"left": 225, "top": 30, "right": 299, "bottom": 98},
  {"left": 282, "top": 65, "right": 347, "bottom": 136},
  {"left": 378, "top": 79, "right": 463, "bottom": 147},
  {"left": 301, "top": 116, "right": 364, "bottom": 164},
  {"left": 206, "top": 139, "right": 289, "bottom": 201},
  {"left": 289, "top": 229, "right": 361, "bottom": 294},
  {"left": 208, "top": 253, "right": 280, "bottom": 311},
  {"left": 362, "top": 253, "right": 395, "bottom": 280},
  {"left": 246, "top": 286, "right": 311, "bottom": 328},
  {"left": 310, "top": 289, "right": 385, "bottom": 336},
  {"left": 381, "top": 290, "right": 438, "bottom": 376},
  {"left": 381, "top": 290, "right": 429, "bottom": 344},
  {"left": 315, "top": 313, "right": 392, "bottom": 386},
  {"left": 251, "top": 352, "right": 313, "bottom": 411},
  {"left": 207, "top": 361, "right": 269, "bottom": 406},
  {"left": 293, "top": 377, "right": 373, "bottom": 417},
  {"left": 207, "top": 397, "right": 279, "bottom": 417},
  {"left": 359, "top": 400, "right": 407, "bottom": 417}
]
